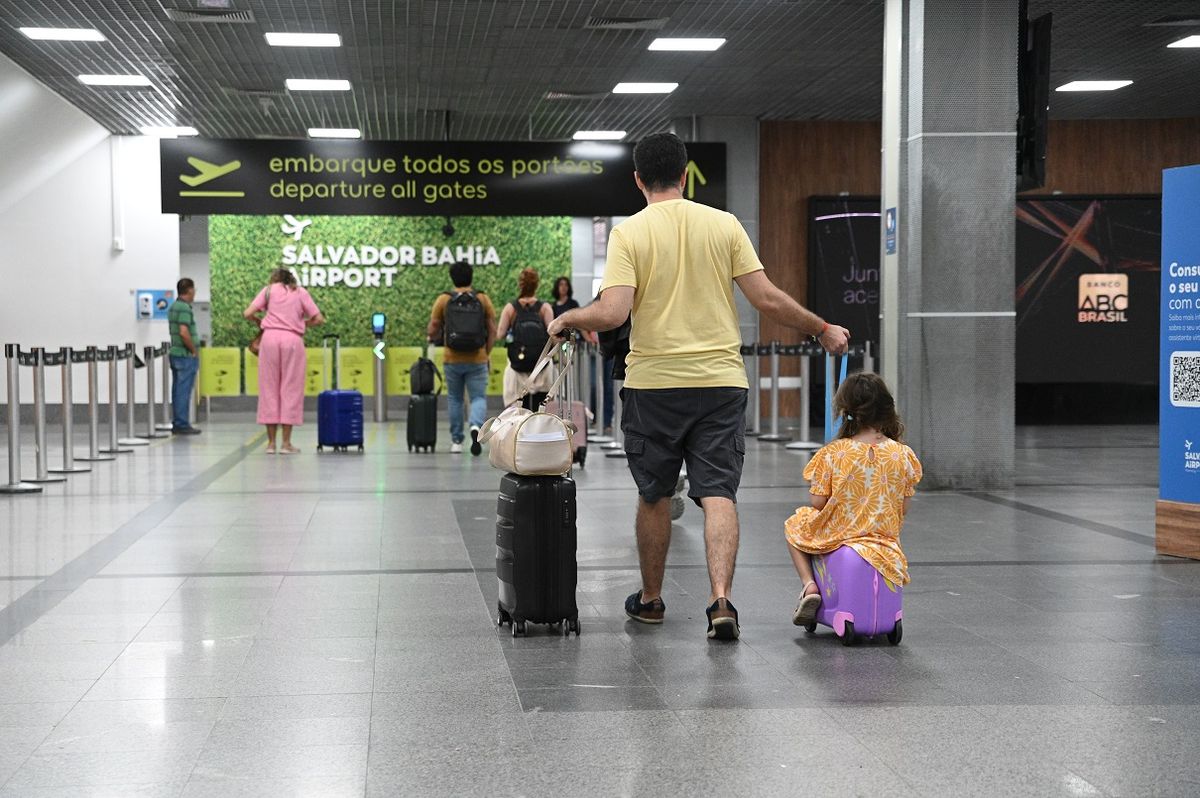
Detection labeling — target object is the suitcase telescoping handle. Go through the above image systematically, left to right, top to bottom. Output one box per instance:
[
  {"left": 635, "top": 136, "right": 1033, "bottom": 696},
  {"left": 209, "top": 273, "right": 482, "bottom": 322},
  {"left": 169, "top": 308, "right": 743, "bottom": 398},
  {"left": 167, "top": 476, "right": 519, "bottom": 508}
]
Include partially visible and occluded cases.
[{"left": 322, "top": 334, "right": 340, "bottom": 391}]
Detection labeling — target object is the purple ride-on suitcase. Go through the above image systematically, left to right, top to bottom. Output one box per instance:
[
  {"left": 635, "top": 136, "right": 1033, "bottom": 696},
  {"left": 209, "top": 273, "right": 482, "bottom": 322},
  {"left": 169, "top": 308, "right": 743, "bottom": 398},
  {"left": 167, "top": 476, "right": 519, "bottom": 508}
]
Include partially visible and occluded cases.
[
  {"left": 317, "top": 336, "right": 364, "bottom": 453},
  {"left": 495, "top": 473, "right": 579, "bottom": 637},
  {"left": 806, "top": 545, "right": 904, "bottom": 646}
]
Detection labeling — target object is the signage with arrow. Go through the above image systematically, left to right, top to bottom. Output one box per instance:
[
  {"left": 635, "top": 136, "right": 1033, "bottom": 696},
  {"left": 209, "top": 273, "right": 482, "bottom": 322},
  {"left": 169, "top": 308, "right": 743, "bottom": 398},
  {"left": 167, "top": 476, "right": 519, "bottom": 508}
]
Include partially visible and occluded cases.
[
  {"left": 685, "top": 160, "right": 707, "bottom": 199},
  {"left": 373, "top": 341, "right": 386, "bottom": 361}
]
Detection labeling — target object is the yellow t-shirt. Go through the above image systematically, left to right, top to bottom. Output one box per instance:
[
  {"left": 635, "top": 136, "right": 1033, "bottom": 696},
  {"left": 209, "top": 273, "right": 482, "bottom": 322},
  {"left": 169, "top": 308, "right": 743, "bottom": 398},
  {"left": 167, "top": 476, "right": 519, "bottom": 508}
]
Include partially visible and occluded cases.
[
  {"left": 600, "top": 199, "right": 764, "bottom": 389},
  {"left": 430, "top": 289, "right": 496, "bottom": 364}
]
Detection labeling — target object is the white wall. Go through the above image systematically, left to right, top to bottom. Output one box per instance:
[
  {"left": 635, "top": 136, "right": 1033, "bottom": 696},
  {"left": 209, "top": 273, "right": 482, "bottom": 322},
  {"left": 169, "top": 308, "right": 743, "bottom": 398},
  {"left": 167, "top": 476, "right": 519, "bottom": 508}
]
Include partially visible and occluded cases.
[{"left": 0, "top": 135, "right": 181, "bottom": 404}]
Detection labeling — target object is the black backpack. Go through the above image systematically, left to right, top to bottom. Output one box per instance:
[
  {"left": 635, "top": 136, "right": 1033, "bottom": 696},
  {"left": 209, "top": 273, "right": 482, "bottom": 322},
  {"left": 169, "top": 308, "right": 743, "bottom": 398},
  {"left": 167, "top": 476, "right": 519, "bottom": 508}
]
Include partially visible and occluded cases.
[
  {"left": 443, "top": 291, "right": 488, "bottom": 351},
  {"left": 507, "top": 300, "right": 549, "bottom": 374},
  {"left": 598, "top": 315, "right": 632, "bottom": 381}
]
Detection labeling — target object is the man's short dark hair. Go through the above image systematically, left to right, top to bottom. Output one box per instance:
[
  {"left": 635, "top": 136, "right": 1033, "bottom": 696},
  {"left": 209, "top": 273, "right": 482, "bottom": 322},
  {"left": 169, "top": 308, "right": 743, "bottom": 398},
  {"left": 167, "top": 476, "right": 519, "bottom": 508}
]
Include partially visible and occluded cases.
[
  {"left": 633, "top": 133, "right": 688, "bottom": 192},
  {"left": 449, "top": 260, "right": 473, "bottom": 288},
  {"left": 177, "top": 278, "right": 195, "bottom": 296}
]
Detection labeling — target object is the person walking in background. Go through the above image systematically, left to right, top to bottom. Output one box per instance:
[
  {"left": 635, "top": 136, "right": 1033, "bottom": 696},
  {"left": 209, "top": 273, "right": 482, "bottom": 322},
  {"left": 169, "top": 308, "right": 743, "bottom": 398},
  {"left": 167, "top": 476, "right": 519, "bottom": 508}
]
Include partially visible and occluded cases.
[
  {"left": 549, "top": 132, "right": 850, "bottom": 641},
  {"left": 427, "top": 261, "right": 497, "bottom": 455},
  {"left": 244, "top": 268, "right": 324, "bottom": 454},
  {"left": 497, "top": 268, "right": 553, "bottom": 410},
  {"left": 552, "top": 276, "right": 579, "bottom": 318},
  {"left": 168, "top": 278, "right": 201, "bottom": 436}
]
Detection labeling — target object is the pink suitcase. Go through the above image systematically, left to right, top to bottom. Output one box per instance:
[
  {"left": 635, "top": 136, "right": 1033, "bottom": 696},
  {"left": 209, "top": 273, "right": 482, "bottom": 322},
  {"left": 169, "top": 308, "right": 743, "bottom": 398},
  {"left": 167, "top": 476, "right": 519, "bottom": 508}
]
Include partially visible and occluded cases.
[
  {"left": 542, "top": 398, "right": 588, "bottom": 467},
  {"left": 807, "top": 545, "right": 903, "bottom": 646}
]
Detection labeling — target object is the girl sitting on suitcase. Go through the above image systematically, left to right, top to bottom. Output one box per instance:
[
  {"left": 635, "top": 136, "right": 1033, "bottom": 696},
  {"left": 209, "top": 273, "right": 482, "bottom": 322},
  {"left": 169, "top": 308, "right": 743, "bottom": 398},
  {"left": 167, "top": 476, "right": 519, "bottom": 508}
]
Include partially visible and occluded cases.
[{"left": 784, "top": 373, "right": 922, "bottom": 626}]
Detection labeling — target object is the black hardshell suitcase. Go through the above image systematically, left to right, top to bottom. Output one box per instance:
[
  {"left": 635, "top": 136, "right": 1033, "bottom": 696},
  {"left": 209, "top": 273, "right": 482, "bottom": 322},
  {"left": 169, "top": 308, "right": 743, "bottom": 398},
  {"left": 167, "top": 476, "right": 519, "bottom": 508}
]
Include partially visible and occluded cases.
[
  {"left": 407, "top": 393, "right": 437, "bottom": 452},
  {"left": 495, "top": 473, "right": 579, "bottom": 637}
]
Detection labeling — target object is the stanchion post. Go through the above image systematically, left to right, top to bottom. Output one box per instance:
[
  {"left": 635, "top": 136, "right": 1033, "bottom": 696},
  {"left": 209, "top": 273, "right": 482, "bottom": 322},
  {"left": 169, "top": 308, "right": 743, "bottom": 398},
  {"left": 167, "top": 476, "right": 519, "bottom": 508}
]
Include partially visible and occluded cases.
[
  {"left": 759, "top": 341, "right": 792, "bottom": 442},
  {"left": 157, "top": 342, "right": 172, "bottom": 431},
  {"left": 2, "top": 344, "right": 41, "bottom": 494},
  {"left": 119, "top": 344, "right": 149, "bottom": 446},
  {"left": 786, "top": 344, "right": 823, "bottom": 451},
  {"left": 101, "top": 346, "right": 133, "bottom": 455},
  {"left": 142, "top": 346, "right": 169, "bottom": 439},
  {"left": 26, "top": 347, "right": 66, "bottom": 484},
  {"left": 50, "top": 347, "right": 90, "bottom": 474},
  {"left": 79, "top": 347, "right": 114, "bottom": 462},
  {"left": 591, "top": 347, "right": 612, "bottom": 443},
  {"left": 604, "top": 379, "right": 626, "bottom": 457}
]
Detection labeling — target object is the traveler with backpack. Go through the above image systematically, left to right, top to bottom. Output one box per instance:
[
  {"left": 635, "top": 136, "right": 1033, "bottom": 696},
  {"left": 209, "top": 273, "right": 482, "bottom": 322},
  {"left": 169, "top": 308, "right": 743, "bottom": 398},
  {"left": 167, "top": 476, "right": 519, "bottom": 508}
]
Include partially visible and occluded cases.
[
  {"left": 427, "top": 261, "right": 497, "bottom": 455},
  {"left": 496, "top": 268, "right": 553, "bottom": 410}
]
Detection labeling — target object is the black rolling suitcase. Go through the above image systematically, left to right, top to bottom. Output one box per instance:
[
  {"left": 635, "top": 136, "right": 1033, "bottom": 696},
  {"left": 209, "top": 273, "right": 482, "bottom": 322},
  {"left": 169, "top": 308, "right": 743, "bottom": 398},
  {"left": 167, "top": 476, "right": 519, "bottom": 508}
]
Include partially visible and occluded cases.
[
  {"left": 406, "top": 346, "right": 439, "bottom": 452},
  {"left": 407, "top": 394, "right": 437, "bottom": 452},
  {"left": 495, "top": 473, "right": 579, "bottom": 637}
]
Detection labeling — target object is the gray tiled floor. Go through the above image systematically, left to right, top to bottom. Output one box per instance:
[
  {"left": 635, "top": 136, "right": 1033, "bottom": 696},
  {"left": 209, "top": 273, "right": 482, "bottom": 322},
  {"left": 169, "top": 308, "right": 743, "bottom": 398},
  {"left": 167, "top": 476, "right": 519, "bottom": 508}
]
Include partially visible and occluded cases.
[{"left": 0, "top": 418, "right": 1197, "bottom": 796}]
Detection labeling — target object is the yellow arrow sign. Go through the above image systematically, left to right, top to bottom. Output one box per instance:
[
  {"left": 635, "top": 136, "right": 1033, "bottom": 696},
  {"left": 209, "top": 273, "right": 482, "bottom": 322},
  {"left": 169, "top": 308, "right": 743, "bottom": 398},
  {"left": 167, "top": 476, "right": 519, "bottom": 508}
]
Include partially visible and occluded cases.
[{"left": 685, "top": 160, "right": 707, "bottom": 199}]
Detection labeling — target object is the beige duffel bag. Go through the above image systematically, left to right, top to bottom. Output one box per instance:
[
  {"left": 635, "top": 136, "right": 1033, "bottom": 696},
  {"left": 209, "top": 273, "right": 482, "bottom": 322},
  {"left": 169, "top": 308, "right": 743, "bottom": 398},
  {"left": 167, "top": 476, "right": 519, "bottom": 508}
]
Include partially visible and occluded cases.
[{"left": 478, "top": 340, "right": 576, "bottom": 476}]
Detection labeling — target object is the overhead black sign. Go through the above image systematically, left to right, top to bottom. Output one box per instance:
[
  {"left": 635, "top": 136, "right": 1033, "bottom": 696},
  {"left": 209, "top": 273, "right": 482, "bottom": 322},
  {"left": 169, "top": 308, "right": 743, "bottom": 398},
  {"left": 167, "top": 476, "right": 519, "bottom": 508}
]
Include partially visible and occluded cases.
[{"left": 160, "top": 139, "right": 726, "bottom": 216}]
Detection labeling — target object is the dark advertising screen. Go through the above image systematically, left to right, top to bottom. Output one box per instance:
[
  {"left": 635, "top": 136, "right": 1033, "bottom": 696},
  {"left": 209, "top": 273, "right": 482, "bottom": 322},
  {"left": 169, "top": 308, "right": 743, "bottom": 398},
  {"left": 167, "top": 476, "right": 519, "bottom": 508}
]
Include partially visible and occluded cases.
[
  {"left": 1016, "top": 196, "right": 1160, "bottom": 383},
  {"left": 807, "top": 197, "right": 881, "bottom": 350}
]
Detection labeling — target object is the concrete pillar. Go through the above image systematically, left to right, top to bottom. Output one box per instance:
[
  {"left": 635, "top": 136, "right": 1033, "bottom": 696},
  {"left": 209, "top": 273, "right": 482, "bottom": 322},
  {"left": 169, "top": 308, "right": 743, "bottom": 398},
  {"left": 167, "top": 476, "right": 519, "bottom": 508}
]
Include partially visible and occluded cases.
[{"left": 881, "top": 0, "right": 1018, "bottom": 489}]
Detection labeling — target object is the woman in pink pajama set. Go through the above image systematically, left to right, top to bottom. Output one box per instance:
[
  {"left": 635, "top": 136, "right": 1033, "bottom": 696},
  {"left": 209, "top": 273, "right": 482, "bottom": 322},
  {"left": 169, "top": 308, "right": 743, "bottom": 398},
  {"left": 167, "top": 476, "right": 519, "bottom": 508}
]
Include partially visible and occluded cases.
[{"left": 244, "top": 269, "right": 324, "bottom": 454}]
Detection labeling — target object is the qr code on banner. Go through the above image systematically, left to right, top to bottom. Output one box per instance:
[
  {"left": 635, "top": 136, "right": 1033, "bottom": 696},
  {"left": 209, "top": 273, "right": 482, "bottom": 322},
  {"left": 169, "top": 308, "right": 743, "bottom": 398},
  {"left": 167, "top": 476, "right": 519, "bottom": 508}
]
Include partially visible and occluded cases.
[{"left": 1171, "top": 352, "right": 1200, "bottom": 407}]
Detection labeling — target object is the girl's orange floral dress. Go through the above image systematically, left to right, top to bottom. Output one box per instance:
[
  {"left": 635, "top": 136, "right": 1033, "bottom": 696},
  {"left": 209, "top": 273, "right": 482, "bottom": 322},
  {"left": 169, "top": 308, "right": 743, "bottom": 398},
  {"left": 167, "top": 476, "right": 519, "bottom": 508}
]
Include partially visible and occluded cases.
[{"left": 784, "top": 438, "right": 922, "bottom": 585}]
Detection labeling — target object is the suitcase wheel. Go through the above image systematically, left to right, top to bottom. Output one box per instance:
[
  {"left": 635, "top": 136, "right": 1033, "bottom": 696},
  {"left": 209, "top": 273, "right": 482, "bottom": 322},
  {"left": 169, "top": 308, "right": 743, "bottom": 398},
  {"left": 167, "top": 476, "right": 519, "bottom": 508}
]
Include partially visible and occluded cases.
[
  {"left": 317, "top": 444, "right": 324, "bottom": 452},
  {"left": 358, "top": 445, "right": 364, "bottom": 452},
  {"left": 408, "top": 445, "right": 413, "bottom": 452},
  {"left": 497, "top": 604, "right": 512, "bottom": 628},
  {"left": 562, "top": 617, "right": 581, "bottom": 637},
  {"left": 887, "top": 619, "right": 903, "bottom": 646},
  {"left": 512, "top": 620, "right": 527, "bottom": 638},
  {"left": 841, "top": 620, "right": 857, "bottom": 647},
  {"left": 803, "top": 621, "right": 817, "bottom": 634}
]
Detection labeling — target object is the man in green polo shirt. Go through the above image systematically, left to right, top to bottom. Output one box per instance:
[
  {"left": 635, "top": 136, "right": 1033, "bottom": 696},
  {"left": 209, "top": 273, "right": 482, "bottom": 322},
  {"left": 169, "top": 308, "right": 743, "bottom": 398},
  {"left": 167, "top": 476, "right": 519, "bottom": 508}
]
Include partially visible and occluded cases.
[{"left": 168, "top": 278, "right": 201, "bottom": 435}]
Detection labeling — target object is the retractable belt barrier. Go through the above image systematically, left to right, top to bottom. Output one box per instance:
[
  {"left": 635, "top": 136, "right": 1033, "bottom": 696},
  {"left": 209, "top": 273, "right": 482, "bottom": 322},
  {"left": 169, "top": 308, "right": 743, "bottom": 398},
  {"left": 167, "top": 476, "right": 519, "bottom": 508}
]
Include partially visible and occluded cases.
[
  {"left": 157, "top": 342, "right": 172, "bottom": 432},
  {"left": 2, "top": 345, "right": 41, "bottom": 494}
]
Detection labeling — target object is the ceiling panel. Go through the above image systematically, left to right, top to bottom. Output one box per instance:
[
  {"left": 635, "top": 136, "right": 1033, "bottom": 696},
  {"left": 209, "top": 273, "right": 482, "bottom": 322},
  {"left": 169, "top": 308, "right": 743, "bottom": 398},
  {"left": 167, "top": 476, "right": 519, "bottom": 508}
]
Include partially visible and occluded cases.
[{"left": 0, "top": 1, "right": 1198, "bottom": 141}]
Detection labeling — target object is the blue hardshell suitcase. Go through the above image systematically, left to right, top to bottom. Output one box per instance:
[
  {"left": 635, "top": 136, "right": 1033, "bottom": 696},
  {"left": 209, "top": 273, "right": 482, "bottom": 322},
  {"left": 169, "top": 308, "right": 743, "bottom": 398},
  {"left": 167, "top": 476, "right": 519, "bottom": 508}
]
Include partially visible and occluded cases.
[
  {"left": 317, "top": 336, "right": 364, "bottom": 453},
  {"left": 318, "top": 390, "right": 364, "bottom": 452}
]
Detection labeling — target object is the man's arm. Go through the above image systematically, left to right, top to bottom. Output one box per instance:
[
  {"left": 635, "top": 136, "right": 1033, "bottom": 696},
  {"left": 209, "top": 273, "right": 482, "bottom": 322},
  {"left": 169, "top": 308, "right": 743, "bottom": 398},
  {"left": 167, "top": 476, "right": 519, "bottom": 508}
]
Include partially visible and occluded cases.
[
  {"left": 734, "top": 270, "right": 850, "bottom": 354},
  {"left": 547, "top": 286, "right": 634, "bottom": 338},
  {"left": 178, "top": 324, "right": 197, "bottom": 356}
]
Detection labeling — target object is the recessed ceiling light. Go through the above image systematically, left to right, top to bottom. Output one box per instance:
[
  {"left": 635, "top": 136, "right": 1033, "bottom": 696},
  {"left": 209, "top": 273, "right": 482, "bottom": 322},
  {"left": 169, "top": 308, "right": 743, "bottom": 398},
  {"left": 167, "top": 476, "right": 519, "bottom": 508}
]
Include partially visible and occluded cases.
[
  {"left": 19, "top": 27, "right": 106, "bottom": 42},
  {"left": 265, "top": 32, "right": 341, "bottom": 47},
  {"left": 1167, "top": 35, "right": 1200, "bottom": 48},
  {"left": 648, "top": 38, "right": 725, "bottom": 51},
  {"left": 78, "top": 74, "right": 151, "bottom": 87},
  {"left": 286, "top": 78, "right": 351, "bottom": 91},
  {"left": 1055, "top": 80, "right": 1132, "bottom": 92},
  {"left": 612, "top": 82, "right": 678, "bottom": 94},
  {"left": 140, "top": 126, "right": 199, "bottom": 138},
  {"left": 308, "top": 127, "right": 361, "bottom": 139},
  {"left": 573, "top": 130, "right": 627, "bottom": 141}
]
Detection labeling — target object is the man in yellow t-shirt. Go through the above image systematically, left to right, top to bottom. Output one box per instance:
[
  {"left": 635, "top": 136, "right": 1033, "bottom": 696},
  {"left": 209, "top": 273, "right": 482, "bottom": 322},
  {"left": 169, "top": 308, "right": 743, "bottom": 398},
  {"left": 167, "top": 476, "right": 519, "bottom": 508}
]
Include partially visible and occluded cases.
[
  {"left": 548, "top": 132, "right": 850, "bottom": 641},
  {"left": 427, "top": 261, "right": 497, "bottom": 455}
]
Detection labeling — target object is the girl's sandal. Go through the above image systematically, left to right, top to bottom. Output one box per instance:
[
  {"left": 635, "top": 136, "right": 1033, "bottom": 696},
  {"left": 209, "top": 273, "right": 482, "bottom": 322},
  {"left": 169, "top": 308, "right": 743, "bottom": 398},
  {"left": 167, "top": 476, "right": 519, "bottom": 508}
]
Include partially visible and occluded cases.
[
  {"left": 279, "top": 445, "right": 300, "bottom": 455},
  {"left": 265, "top": 446, "right": 277, "bottom": 455},
  {"left": 792, "top": 581, "right": 822, "bottom": 626}
]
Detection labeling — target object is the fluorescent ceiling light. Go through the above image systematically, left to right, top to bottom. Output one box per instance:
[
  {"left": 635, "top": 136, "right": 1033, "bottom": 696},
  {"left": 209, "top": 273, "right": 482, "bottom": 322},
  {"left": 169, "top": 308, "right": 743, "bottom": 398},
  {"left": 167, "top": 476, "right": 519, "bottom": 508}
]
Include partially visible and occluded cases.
[
  {"left": 19, "top": 27, "right": 106, "bottom": 41},
  {"left": 265, "top": 32, "right": 341, "bottom": 47},
  {"left": 1167, "top": 35, "right": 1200, "bottom": 48},
  {"left": 648, "top": 38, "right": 725, "bottom": 51},
  {"left": 77, "top": 74, "right": 151, "bottom": 86},
  {"left": 286, "top": 78, "right": 351, "bottom": 91},
  {"left": 1055, "top": 80, "right": 1132, "bottom": 92},
  {"left": 612, "top": 82, "right": 678, "bottom": 94},
  {"left": 140, "top": 125, "right": 198, "bottom": 138},
  {"left": 308, "top": 127, "right": 361, "bottom": 139},
  {"left": 573, "top": 130, "right": 626, "bottom": 141}
]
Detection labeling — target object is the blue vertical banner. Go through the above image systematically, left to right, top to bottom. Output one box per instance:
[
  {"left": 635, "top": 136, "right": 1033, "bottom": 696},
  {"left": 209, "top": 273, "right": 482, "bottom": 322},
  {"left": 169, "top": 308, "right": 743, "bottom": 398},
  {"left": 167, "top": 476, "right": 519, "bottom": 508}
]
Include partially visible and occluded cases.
[{"left": 1160, "top": 166, "right": 1200, "bottom": 505}]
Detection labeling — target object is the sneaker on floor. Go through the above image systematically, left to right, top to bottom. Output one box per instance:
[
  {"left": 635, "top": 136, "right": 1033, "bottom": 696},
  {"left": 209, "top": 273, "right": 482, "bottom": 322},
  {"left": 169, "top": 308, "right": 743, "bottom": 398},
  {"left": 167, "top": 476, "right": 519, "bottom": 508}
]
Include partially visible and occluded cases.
[
  {"left": 470, "top": 425, "right": 482, "bottom": 456},
  {"left": 173, "top": 426, "right": 201, "bottom": 435},
  {"left": 449, "top": 442, "right": 463, "bottom": 454},
  {"left": 624, "top": 591, "right": 666, "bottom": 624},
  {"left": 706, "top": 598, "right": 740, "bottom": 640}
]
